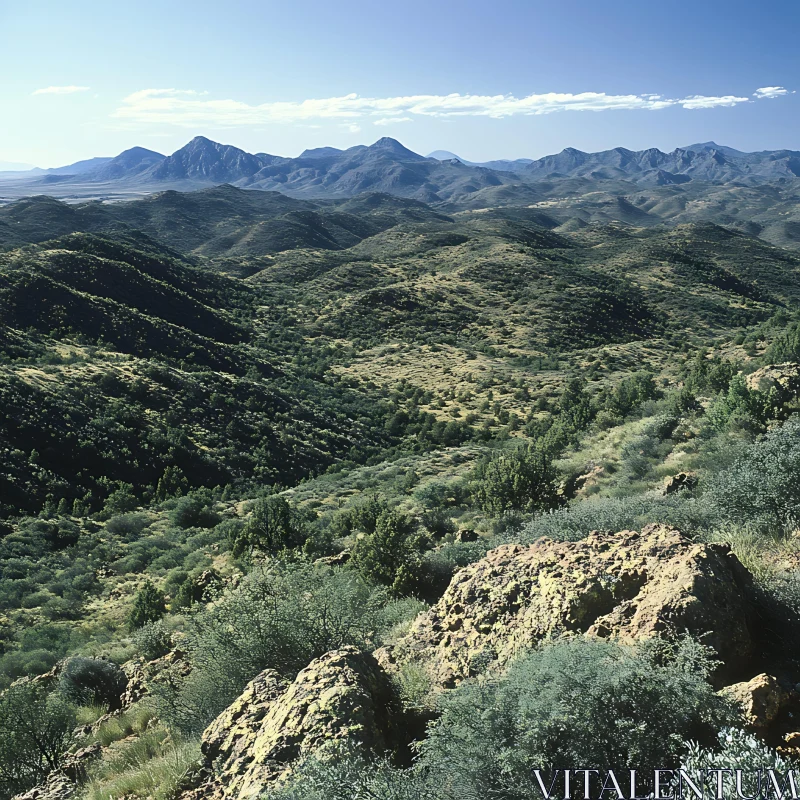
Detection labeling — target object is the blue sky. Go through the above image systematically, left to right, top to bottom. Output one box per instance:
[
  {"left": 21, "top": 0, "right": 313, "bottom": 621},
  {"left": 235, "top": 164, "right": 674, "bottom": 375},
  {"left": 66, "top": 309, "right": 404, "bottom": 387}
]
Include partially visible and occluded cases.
[{"left": 1, "top": 0, "right": 797, "bottom": 168}]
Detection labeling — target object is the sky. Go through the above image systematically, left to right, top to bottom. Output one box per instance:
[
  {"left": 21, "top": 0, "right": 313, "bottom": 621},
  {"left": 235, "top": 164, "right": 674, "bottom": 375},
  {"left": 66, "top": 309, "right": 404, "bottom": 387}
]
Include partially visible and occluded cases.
[{"left": 0, "top": 0, "right": 798, "bottom": 168}]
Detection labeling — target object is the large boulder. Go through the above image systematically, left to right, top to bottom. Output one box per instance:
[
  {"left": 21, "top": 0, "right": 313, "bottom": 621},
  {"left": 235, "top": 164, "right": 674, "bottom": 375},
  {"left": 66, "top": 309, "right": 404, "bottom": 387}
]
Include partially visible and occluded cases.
[
  {"left": 745, "top": 363, "right": 800, "bottom": 400},
  {"left": 389, "top": 524, "right": 754, "bottom": 688},
  {"left": 180, "top": 647, "right": 400, "bottom": 799},
  {"left": 722, "top": 673, "right": 789, "bottom": 731}
]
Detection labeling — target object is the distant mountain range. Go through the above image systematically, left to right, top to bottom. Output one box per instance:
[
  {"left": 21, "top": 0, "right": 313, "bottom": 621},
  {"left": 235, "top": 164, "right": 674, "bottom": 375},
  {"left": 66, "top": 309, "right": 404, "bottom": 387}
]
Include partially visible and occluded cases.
[
  {"left": 3, "top": 136, "right": 799, "bottom": 202},
  {"left": 1, "top": 137, "right": 799, "bottom": 250}
]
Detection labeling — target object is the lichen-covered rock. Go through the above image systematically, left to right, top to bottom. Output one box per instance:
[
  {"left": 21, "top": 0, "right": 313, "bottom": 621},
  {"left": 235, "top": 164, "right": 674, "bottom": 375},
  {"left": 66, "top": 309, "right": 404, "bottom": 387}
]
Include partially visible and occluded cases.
[
  {"left": 745, "top": 363, "right": 800, "bottom": 399},
  {"left": 390, "top": 524, "right": 754, "bottom": 687},
  {"left": 180, "top": 647, "right": 399, "bottom": 799},
  {"left": 200, "top": 668, "right": 288, "bottom": 791},
  {"left": 722, "top": 673, "right": 789, "bottom": 730},
  {"left": 11, "top": 743, "right": 102, "bottom": 800}
]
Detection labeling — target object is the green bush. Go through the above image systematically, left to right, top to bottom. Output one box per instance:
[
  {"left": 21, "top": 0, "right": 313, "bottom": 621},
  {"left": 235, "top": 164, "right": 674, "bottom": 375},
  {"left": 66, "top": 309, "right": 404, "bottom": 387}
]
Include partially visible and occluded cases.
[
  {"left": 764, "top": 320, "right": 800, "bottom": 364},
  {"left": 602, "top": 370, "right": 660, "bottom": 418},
  {"left": 705, "top": 374, "right": 775, "bottom": 434},
  {"left": 707, "top": 417, "right": 800, "bottom": 529},
  {"left": 472, "top": 443, "right": 561, "bottom": 516},
  {"left": 103, "top": 483, "right": 139, "bottom": 517},
  {"left": 345, "top": 494, "right": 391, "bottom": 535},
  {"left": 516, "top": 494, "right": 719, "bottom": 544},
  {"left": 170, "top": 495, "right": 220, "bottom": 530},
  {"left": 230, "top": 495, "right": 309, "bottom": 557},
  {"left": 420, "top": 509, "right": 456, "bottom": 538},
  {"left": 351, "top": 510, "right": 423, "bottom": 594},
  {"left": 105, "top": 513, "right": 151, "bottom": 540},
  {"left": 157, "top": 563, "right": 397, "bottom": 734},
  {"left": 128, "top": 581, "right": 167, "bottom": 631},
  {"left": 132, "top": 620, "right": 173, "bottom": 661},
  {"left": 416, "top": 637, "right": 735, "bottom": 799},
  {"left": 267, "top": 638, "right": 734, "bottom": 800},
  {"left": 58, "top": 657, "right": 128, "bottom": 710},
  {"left": 0, "top": 682, "right": 76, "bottom": 800},
  {"left": 678, "top": 728, "right": 793, "bottom": 798},
  {"left": 264, "top": 745, "right": 429, "bottom": 800}
]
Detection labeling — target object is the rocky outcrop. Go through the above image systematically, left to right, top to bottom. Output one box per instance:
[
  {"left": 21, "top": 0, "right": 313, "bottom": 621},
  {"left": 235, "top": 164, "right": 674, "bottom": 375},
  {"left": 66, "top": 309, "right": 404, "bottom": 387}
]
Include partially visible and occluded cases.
[
  {"left": 745, "top": 363, "right": 800, "bottom": 399},
  {"left": 662, "top": 471, "right": 698, "bottom": 495},
  {"left": 389, "top": 524, "right": 754, "bottom": 687},
  {"left": 180, "top": 647, "right": 400, "bottom": 799},
  {"left": 721, "top": 674, "right": 800, "bottom": 755},
  {"left": 11, "top": 743, "right": 102, "bottom": 800}
]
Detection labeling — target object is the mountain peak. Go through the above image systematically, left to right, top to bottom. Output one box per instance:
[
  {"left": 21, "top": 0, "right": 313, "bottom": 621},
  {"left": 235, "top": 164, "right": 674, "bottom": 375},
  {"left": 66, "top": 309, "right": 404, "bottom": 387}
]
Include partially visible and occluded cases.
[
  {"left": 144, "top": 137, "right": 264, "bottom": 183},
  {"left": 365, "top": 137, "right": 425, "bottom": 160},
  {"left": 299, "top": 146, "right": 343, "bottom": 160},
  {"left": 427, "top": 150, "right": 463, "bottom": 162}
]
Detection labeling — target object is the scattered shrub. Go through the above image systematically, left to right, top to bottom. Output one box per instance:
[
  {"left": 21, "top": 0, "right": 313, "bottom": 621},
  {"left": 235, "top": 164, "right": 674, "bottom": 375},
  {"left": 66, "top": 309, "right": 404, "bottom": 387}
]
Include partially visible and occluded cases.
[
  {"left": 707, "top": 417, "right": 800, "bottom": 530},
  {"left": 472, "top": 443, "right": 561, "bottom": 516},
  {"left": 516, "top": 494, "right": 719, "bottom": 544},
  {"left": 170, "top": 495, "right": 220, "bottom": 530},
  {"left": 230, "top": 495, "right": 309, "bottom": 556},
  {"left": 351, "top": 510, "right": 423, "bottom": 594},
  {"left": 105, "top": 513, "right": 151, "bottom": 540},
  {"left": 157, "top": 563, "right": 395, "bottom": 734},
  {"left": 128, "top": 581, "right": 167, "bottom": 631},
  {"left": 132, "top": 620, "right": 173, "bottom": 661},
  {"left": 417, "top": 637, "right": 735, "bottom": 798},
  {"left": 59, "top": 657, "right": 128, "bottom": 710},
  {"left": 0, "top": 682, "right": 76, "bottom": 799},
  {"left": 677, "top": 728, "right": 793, "bottom": 798}
]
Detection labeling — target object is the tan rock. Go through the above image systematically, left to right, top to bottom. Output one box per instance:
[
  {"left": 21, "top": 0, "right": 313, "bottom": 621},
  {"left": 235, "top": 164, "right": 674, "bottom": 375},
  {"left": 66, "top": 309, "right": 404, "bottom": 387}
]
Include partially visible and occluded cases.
[
  {"left": 745, "top": 363, "right": 800, "bottom": 399},
  {"left": 662, "top": 471, "right": 698, "bottom": 495},
  {"left": 390, "top": 524, "right": 754, "bottom": 688},
  {"left": 180, "top": 647, "right": 399, "bottom": 800},
  {"left": 201, "top": 669, "right": 288, "bottom": 783},
  {"left": 722, "top": 674, "right": 789, "bottom": 730}
]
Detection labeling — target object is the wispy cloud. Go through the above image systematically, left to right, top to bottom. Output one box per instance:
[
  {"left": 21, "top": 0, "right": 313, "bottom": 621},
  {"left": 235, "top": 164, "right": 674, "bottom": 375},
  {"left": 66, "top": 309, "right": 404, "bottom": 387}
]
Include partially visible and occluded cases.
[
  {"left": 33, "top": 85, "right": 90, "bottom": 96},
  {"left": 112, "top": 86, "right": 787, "bottom": 128},
  {"left": 753, "top": 86, "right": 790, "bottom": 99},
  {"left": 374, "top": 116, "right": 413, "bottom": 126}
]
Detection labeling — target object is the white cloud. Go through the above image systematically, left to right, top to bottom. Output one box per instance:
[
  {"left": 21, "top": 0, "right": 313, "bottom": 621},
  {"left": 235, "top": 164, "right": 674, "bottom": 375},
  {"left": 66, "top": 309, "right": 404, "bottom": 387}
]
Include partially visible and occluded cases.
[
  {"left": 33, "top": 85, "right": 90, "bottom": 96},
  {"left": 112, "top": 86, "right": 782, "bottom": 128},
  {"left": 753, "top": 86, "right": 789, "bottom": 99},
  {"left": 678, "top": 94, "right": 751, "bottom": 109},
  {"left": 374, "top": 116, "right": 413, "bottom": 126},
  {"left": 345, "top": 123, "right": 361, "bottom": 133}
]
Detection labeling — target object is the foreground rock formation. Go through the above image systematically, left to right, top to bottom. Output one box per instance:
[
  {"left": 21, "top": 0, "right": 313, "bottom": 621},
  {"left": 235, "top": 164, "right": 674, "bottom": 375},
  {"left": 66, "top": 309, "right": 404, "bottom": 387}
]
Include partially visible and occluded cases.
[
  {"left": 385, "top": 524, "right": 755, "bottom": 687},
  {"left": 17, "top": 525, "right": 779, "bottom": 800},
  {"left": 179, "top": 647, "right": 401, "bottom": 800}
]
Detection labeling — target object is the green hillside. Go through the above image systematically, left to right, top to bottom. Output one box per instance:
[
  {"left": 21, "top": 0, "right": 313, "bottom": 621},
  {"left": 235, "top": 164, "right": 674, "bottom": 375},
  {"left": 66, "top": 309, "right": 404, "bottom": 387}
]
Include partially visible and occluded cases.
[{"left": 1, "top": 187, "right": 799, "bottom": 800}]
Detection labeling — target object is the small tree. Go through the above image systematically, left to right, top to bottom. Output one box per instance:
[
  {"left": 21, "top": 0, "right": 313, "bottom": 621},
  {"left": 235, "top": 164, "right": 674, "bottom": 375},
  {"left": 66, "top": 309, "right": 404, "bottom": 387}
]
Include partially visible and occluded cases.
[
  {"left": 473, "top": 443, "right": 561, "bottom": 516},
  {"left": 155, "top": 466, "right": 188, "bottom": 501},
  {"left": 103, "top": 483, "right": 138, "bottom": 517},
  {"left": 231, "top": 495, "right": 308, "bottom": 557},
  {"left": 351, "top": 510, "right": 422, "bottom": 594},
  {"left": 128, "top": 580, "right": 167, "bottom": 631},
  {"left": 59, "top": 657, "right": 128, "bottom": 710},
  {"left": 0, "top": 683, "right": 76, "bottom": 798}
]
